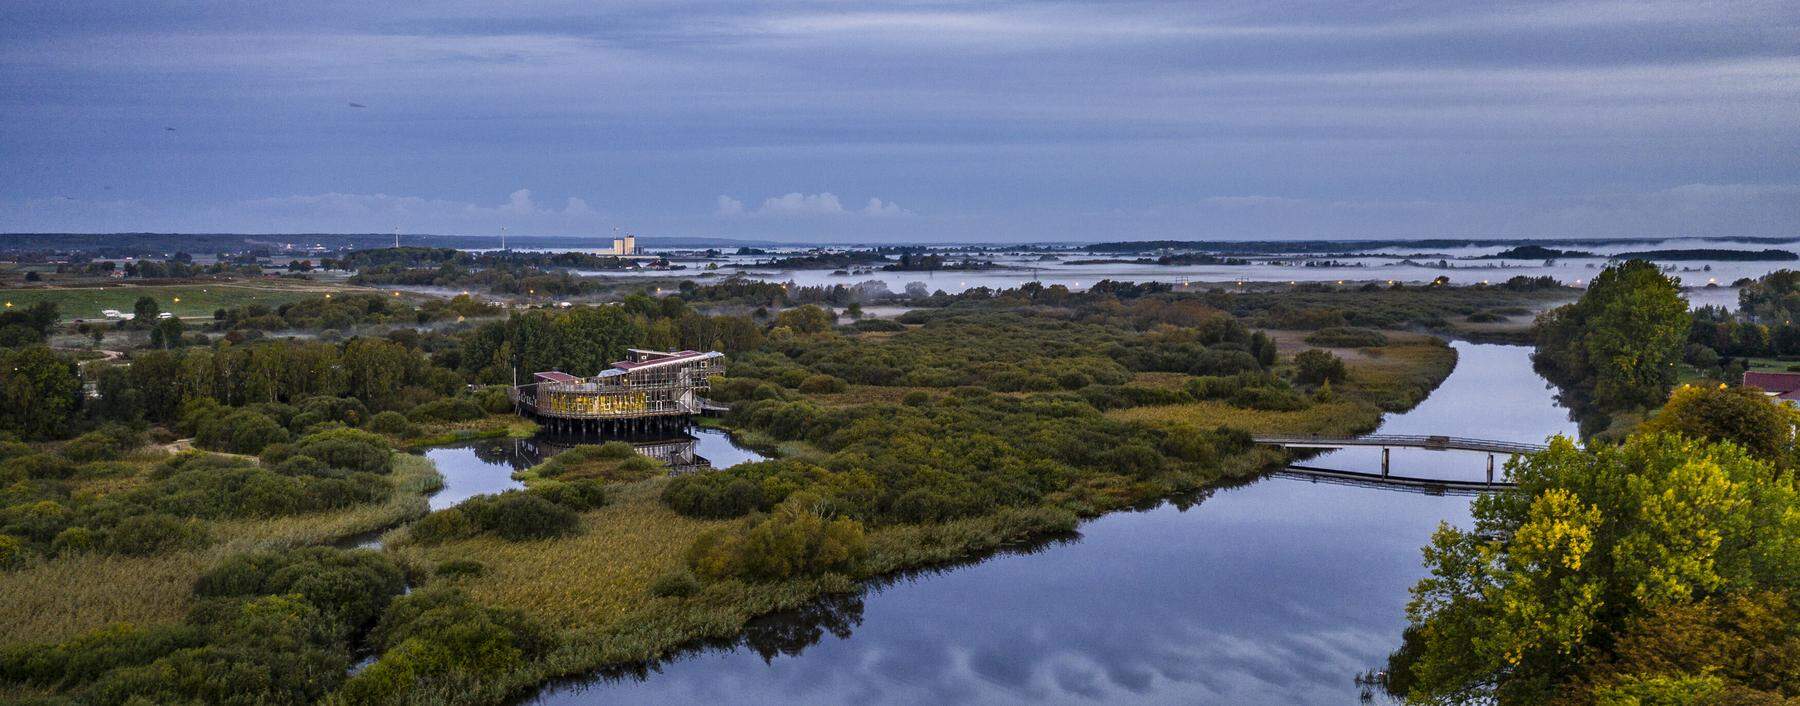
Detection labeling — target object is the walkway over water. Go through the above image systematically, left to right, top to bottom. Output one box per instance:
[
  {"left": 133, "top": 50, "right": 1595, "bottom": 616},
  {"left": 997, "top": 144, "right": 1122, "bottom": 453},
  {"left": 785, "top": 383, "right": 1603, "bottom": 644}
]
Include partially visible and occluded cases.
[
  {"left": 1253, "top": 434, "right": 1547, "bottom": 455},
  {"left": 1255, "top": 434, "right": 1548, "bottom": 485}
]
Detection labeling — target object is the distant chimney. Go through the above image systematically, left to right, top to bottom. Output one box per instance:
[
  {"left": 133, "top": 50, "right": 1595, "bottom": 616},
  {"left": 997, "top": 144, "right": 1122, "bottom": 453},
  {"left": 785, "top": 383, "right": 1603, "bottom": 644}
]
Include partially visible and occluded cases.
[
  {"left": 624, "top": 234, "right": 636, "bottom": 255},
  {"left": 612, "top": 238, "right": 625, "bottom": 255}
]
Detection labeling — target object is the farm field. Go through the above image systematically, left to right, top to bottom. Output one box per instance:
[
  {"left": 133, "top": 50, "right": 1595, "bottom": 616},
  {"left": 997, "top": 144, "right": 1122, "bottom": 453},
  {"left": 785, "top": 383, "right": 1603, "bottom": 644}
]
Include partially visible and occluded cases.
[{"left": 0, "top": 278, "right": 382, "bottom": 320}]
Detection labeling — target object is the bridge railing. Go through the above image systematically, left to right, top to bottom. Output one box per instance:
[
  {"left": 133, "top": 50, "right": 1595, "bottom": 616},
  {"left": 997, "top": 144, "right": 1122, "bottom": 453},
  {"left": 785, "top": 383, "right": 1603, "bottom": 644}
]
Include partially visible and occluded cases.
[{"left": 1253, "top": 434, "right": 1548, "bottom": 455}]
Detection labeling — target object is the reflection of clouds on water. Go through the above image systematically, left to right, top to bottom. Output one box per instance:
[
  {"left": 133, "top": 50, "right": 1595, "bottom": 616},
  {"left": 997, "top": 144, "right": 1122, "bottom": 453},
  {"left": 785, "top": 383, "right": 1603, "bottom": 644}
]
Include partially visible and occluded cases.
[{"left": 533, "top": 479, "right": 1465, "bottom": 706}]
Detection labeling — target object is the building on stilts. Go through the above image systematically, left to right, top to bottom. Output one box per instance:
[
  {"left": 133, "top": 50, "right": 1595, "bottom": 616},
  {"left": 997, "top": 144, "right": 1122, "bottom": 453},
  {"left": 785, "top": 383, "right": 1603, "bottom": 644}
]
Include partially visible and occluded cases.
[{"left": 511, "top": 349, "right": 726, "bottom": 437}]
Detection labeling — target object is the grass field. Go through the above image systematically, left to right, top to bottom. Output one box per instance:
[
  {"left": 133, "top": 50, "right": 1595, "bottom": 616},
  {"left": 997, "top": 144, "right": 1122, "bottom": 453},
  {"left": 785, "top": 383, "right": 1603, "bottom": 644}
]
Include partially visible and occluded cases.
[
  {"left": 0, "top": 278, "right": 372, "bottom": 320},
  {"left": 1108, "top": 334, "right": 1458, "bottom": 437},
  {"left": 399, "top": 479, "right": 731, "bottom": 630}
]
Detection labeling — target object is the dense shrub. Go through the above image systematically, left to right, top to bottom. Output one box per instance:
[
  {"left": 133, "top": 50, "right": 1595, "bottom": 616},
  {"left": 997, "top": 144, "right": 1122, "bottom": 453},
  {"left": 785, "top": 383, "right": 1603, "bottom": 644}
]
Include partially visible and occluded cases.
[
  {"left": 848, "top": 318, "right": 905, "bottom": 332},
  {"left": 1304, "top": 326, "right": 1388, "bottom": 348},
  {"left": 1293, "top": 349, "right": 1348, "bottom": 385},
  {"left": 797, "top": 374, "right": 848, "bottom": 394},
  {"left": 289, "top": 396, "right": 371, "bottom": 433},
  {"left": 406, "top": 398, "right": 485, "bottom": 423},
  {"left": 194, "top": 409, "right": 289, "bottom": 455},
  {"left": 365, "top": 411, "right": 416, "bottom": 436},
  {"left": 58, "top": 428, "right": 141, "bottom": 463},
  {"left": 273, "top": 428, "right": 393, "bottom": 474},
  {"left": 528, "top": 443, "right": 660, "bottom": 483},
  {"left": 3, "top": 453, "right": 73, "bottom": 481},
  {"left": 664, "top": 474, "right": 765, "bottom": 519},
  {"left": 529, "top": 479, "right": 608, "bottom": 512},
  {"left": 410, "top": 483, "right": 598, "bottom": 545},
  {"left": 686, "top": 496, "right": 867, "bottom": 582},
  {"left": 101, "top": 514, "right": 209, "bottom": 555},
  {"left": 194, "top": 547, "right": 406, "bottom": 630},
  {"left": 6, "top": 548, "right": 410, "bottom": 704},
  {"left": 434, "top": 559, "right": 487, "bottom": 579},
  {"left": 648, "top": 568, "right": 702, "bottom": 598},
  {"left": 343, "top": 587, "right": 556, "bottom": 704}
]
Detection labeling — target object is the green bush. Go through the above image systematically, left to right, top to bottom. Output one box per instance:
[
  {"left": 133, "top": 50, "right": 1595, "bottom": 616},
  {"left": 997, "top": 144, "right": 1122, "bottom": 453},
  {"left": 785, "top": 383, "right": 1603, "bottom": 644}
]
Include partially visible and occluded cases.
[
  {"left": 849, "top": 318, "right": 905, "bottom": 332},
  {"left": 1303, "top": 327, "right": 1389, "bottom": 348},
  {"left": 1293, "top": 349, "right": 1348, "bottom": 385},
  {"left": 797, "top": 374, "right": 848, "bottom": 394},
  {"left": 289, "top": 396, "right": 370, "bottom": 433},
  {"left": 194, "top": 409, "right": 289, "bottom": 455},
  {"left": 365, "top": 411, "right": 416, "bottom": 436},
  {"left": 279, "top": 428, "right": 393, "bottom": 474},
  {"left": 59, "top": 431, "right": 127, "bottom": 463},
  {"left": 3, "top": 453, "right": 73, "bottom": 480},
  {"left": 662, "top": 473, "right": 766, "bottom": 519},
  {"left": 530, "top": 479, "right": 607, "bottom": 511},
  {"left": 411, "top": 486, "right": 588, "bottom": 545},
  {"left": 479, "top": 493, "right": 579, "bottom": 541},
  {"left": 686, "top": 496, "right": 867, "bottom": 582},
  {"left": 409, "top": 507, "right": 479, "bottom": 544},
  {"left": 102, "top": 514, "right": 209, "bottom": 555},
  {"left": 434, "top": 559, "right": 487, "bottom": 579},
  {"left": 648, "top": 568, "right": 701, "bottom": 598},
  {"left": 344, "top": 587, "right": 555, "bottom": 704},
  {"left": 0, "top": 622, "right": 201, "bottom": 689}
]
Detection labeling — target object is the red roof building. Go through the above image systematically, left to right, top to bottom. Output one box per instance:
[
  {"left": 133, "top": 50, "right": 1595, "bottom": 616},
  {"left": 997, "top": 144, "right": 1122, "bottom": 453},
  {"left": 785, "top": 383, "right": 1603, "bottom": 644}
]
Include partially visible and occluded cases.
[{"left": 1743, "top": 371, "right": 1800, "bottom": 400}]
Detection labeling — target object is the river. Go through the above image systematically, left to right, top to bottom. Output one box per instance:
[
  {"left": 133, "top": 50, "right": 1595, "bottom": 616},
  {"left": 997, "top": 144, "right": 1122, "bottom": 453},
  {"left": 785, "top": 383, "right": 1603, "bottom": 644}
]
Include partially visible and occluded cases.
[{"left": 510, "top": 341, "right": 1574, "bottom": 705}]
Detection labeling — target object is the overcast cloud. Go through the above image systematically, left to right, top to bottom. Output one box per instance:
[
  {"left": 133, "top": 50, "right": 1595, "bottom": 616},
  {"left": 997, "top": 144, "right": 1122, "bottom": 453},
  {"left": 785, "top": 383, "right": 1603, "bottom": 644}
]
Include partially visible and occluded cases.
[{"left": 0, "top": 1, "right": 1796, "bottom": 242}]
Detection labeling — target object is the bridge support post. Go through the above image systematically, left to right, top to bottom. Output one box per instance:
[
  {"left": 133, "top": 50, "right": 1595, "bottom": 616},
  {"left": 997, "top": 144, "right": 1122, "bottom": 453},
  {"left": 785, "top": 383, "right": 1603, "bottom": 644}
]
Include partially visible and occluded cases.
[
  {"left": 1381, "top": 447, "right": 1390, "bottom": 477},
  {"left": 1487, "top": 454, "right": 1495, "bottom": 484}
]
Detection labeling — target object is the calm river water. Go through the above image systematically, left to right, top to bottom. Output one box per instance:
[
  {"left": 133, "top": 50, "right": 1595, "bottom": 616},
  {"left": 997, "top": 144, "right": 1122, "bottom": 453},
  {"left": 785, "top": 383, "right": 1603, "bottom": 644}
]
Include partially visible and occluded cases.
[{"left": 517, "top": 341, "right": 1575, "bottom": 706}]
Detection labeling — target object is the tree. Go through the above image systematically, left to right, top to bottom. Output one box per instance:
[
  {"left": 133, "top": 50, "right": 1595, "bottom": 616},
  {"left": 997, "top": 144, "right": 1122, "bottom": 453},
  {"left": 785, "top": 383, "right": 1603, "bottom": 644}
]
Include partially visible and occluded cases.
[
  {"left": 1535, "top": 260, "right": 1690, "bottom": 417},
  {"left": 1736, "top": 269, "right": 1800, "bottom": 323},
  {"left": 131, "top": 296, "right": 160, "bottom": 326},
  {"left": 774, "top": 305, "right": 834, "bottom": 334},
  {"left": 149, "top": 316, "right": 184, "bottom": 349},
  {"left": 341, "top": 338, "right": 413, "bottom": 407},
  {"left": 0, "top": 346, "right": 82, "bottom": 439},
  {"left": 1292, "top": 349, "right": 1346, "bottom": 385},
  {"left": 1640, "top": 383, "right": 1798, "bottom": 465},
  {"left": 1389, "top": 432, "right": 1800, "bottom": 704}
]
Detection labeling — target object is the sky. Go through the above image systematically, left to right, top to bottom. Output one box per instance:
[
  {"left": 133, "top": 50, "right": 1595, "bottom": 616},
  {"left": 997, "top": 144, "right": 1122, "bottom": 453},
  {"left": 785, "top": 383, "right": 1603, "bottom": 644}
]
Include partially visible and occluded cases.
[{"left": 1, "top": 1, "right": 1797, "bottom": 243}]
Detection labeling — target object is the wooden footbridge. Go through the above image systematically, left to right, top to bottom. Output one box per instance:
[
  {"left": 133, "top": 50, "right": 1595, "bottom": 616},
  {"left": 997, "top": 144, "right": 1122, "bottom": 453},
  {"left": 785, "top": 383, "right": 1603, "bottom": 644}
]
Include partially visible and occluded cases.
[{"left": 1253, "top": 434, "right": 1549, "bottom": 487}]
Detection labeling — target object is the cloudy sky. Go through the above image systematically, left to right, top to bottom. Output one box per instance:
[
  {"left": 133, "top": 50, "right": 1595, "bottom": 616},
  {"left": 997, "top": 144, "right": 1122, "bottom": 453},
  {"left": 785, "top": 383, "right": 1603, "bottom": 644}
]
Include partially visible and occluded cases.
[{"left": 2, "top": 1, "right": 1797, "bottom": 242}]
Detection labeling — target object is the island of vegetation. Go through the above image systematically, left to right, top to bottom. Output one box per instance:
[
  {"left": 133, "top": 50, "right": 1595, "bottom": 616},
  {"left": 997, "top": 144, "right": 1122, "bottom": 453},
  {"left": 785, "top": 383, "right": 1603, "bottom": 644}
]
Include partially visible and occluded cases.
[
  {"left": 1480, "top": 245, "right": 1597, "bottom": 259},
  {"left": 1610, "top": 248, "right": 1798, "bottom": 261}
]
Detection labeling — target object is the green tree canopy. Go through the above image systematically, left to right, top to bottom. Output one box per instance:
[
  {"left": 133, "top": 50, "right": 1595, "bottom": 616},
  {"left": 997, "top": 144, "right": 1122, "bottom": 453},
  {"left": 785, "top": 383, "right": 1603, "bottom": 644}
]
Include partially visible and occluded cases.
[
  {"left": 1535, "top": 260, "right": 1691, "bottom": 421},
  {"left": 0, "top": 346, "right": 82, "bottom": 440},
  {"left": 1639, "top": 383, "right": 1800, "bottom": 466},
  {"left": 1390, "top": 432, "right": 1800, "bottom": 704}
]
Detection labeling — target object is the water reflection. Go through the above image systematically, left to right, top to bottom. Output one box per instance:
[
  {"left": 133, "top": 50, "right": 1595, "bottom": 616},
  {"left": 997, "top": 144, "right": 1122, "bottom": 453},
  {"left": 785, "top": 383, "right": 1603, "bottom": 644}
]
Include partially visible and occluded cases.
[
  {"left": 424, "top": 427, "right": 767, "bottom": 511},
  {"left": 531, "top": 478, "right": 1448, "bottom": 706}
]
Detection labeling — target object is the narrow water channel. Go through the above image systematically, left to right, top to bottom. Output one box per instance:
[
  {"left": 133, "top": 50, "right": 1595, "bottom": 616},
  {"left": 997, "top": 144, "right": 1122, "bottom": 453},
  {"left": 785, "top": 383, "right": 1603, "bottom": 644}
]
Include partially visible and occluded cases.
[
  {"left": 524, "top": 342, "right": 1577, "bottom": 706},
  {"left": 422, "top": 427, "right": 767, "bottom": 511}
]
